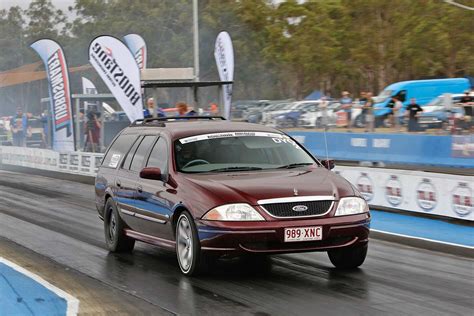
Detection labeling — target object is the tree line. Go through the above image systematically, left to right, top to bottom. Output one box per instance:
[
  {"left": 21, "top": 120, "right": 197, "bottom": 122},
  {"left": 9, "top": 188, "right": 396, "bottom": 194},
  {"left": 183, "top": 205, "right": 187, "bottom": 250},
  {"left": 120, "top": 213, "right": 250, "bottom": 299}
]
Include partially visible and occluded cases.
[{"left": 0, "top": 0, "right": 472, "bottom": 114}]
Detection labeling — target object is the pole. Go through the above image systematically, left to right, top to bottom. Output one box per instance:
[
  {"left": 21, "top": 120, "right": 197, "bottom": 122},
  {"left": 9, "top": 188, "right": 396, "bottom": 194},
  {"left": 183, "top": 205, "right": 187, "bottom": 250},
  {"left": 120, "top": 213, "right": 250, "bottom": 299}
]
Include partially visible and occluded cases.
[
  {"left": 192, "top": 0, "right": 200, "bottom": 81},
  {"left": 75, "top": 98, "right": 81, "bottom": 151}
]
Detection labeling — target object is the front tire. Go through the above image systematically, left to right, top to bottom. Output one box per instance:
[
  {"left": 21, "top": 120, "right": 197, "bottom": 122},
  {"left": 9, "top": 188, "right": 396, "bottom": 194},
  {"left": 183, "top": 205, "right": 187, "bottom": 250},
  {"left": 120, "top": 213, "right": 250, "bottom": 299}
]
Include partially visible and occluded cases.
[
  {"left": 104, "top": 198, "right": 135, "bottom": 253},
  {"left": 176, "top": 211, "right": 206, "bottom": 276},
  {"left": 328, "top": 243, "right": 367, "bottom": 269}
]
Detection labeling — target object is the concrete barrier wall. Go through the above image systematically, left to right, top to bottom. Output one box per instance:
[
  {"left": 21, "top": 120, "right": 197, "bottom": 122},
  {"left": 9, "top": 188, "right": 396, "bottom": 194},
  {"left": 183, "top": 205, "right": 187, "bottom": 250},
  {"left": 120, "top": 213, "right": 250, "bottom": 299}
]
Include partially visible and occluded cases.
[
  {"left": 288, "top": 132, "right": 474, "bottom": 168},
  {"left": 0, "top": 146, "right": 471, "bottom": 221}
]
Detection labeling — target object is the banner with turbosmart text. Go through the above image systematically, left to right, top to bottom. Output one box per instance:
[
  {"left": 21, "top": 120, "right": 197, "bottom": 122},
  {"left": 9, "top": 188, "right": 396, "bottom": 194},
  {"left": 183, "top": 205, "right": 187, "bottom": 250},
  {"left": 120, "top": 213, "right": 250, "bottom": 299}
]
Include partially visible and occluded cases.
[
  {"left": 214, "top": 31, "right": 234, "bottom": 120},
  {"left": 123, "top": 34, "right": 147, "bottom": 70},
  {"left": 89, "top": 36, "right": 144, "bottom": 122},
  {"left": 31, "top": 39, "right": 75, "bottom": 152}
]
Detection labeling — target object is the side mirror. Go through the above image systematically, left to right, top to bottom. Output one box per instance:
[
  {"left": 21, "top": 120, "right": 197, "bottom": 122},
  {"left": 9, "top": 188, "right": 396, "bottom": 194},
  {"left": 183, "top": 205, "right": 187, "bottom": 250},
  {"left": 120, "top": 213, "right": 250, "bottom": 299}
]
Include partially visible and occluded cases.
[
  {"left": 321, "top": 159, "right": 335, "bottom": 170},
  {"left": 139, "top": 167, "right": 162, "bottom": 180}
]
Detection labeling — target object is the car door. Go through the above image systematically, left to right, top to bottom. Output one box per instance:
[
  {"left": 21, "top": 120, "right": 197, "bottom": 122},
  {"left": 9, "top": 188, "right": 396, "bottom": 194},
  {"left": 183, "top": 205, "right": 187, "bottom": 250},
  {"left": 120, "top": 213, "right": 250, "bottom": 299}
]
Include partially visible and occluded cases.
[
  {"left": 114, "top": 135, "right": 143, "bottom": 230},
  {"left": 119, "top": 135, "right": 158, "bottom": 232},
  {"left": 134, "top": 136, "right": 175, "bottom": 240}
]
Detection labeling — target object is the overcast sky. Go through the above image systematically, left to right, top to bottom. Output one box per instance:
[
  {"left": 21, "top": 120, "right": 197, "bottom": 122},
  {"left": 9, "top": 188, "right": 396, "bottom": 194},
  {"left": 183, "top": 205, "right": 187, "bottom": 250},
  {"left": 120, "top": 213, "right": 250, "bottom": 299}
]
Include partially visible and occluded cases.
[{"left": 0, "top": 0, "right": 74, "bottom": 12}]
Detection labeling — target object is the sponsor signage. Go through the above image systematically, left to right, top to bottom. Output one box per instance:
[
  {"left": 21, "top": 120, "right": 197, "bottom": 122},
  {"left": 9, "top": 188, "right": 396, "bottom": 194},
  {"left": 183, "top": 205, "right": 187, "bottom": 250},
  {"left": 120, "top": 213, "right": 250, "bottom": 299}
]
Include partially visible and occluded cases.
[
  {"left": 214, "top": 31, "right": 234, "bottom": 120},
  {"left": 123, "top": 34, "right": 147, "bottom": 70},
  {"left": 89, "top": 36, "right": 144, "bottom": 122},
  {"left": 31, "top": 39, "right": 75, "bottom": 152},
  {"left": 452, "top": 135, "right": 474, "bottom": 158},
  {"left": 335, "top": 165, "right": 473, "bottom": 221}
]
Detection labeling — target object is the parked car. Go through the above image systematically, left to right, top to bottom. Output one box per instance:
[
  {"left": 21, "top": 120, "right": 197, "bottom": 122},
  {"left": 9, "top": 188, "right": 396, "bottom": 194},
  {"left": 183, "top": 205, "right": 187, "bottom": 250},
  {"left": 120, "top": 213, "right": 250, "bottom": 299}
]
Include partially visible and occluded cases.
[
  {"left": 372, "top": 78, "right": 470, "bottom": 127},
  {"left": 231, "top": 100, "right": 270, "bottom": 120},
  {"left": 265, "top": 101, "right": 320, "bottom": 127},
  {"left": 275, "top": 101, "right": 322, "bottom": 128},
  {"left": 299, "top": 102, "right": 342, "bottom": 128},
  {"left": 95, "top": 117, "right": 370, "bottom": 275}
]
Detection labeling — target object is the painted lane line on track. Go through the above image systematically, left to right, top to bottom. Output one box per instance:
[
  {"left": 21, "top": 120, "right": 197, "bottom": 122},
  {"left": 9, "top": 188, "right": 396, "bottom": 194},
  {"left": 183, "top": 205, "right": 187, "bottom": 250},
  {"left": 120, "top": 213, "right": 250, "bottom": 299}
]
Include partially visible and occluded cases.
[
  {"left": 371, "top": 229, "right": 474, "bottom": 250},
  {"left": 0, "top": 257, "right": 79, "bottom": 316}
]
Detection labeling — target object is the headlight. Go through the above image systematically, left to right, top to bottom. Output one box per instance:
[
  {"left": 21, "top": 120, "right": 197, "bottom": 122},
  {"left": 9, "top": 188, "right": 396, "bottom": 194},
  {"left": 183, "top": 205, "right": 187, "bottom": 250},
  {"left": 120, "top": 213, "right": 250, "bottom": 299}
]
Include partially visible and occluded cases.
[
  {"left": 335, "top": 197, "right": 369, "bottom": 216},
  {"left": 202, "top": 203, "right": 265, "bottom": 221}
]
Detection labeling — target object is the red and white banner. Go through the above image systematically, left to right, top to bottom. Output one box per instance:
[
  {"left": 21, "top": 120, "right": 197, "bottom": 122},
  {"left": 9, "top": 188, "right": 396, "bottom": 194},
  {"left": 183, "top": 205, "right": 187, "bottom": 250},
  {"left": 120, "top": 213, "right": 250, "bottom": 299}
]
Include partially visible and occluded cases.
[
  {"left": 214, "top": 31, "right": 234, "bottom": 119},
  {"left": 123, "top": 34, "right": 147, "bottom": 70},
  {"left": 89, "top": 36, "right": 144, "bottom": 122},
  {"left": 31, "top": 39, "right": 75, "bottom": 152}
]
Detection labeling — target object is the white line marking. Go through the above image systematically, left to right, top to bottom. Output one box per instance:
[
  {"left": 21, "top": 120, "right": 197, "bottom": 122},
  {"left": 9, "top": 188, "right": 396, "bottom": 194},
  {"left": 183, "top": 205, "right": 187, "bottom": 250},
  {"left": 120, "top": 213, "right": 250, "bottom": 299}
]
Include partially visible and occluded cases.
[
  {"left": 371, "top": 229, "right": 474, "bottom": 250},
  {"left": 0, "top": 257, "right": 80, "bottom": 316}
]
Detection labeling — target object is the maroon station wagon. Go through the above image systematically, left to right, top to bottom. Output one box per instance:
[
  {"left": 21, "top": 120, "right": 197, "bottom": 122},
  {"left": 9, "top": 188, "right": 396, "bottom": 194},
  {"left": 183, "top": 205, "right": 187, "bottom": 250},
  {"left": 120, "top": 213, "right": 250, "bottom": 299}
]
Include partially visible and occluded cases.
[{"left": 95, "top": 117, "right": 370, "bottom": 275}]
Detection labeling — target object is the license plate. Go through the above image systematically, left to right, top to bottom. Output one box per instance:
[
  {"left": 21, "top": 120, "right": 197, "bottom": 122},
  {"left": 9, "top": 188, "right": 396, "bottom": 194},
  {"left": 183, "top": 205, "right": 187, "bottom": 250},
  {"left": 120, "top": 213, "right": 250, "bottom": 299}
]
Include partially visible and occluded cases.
[{"left": 284, "top": 226, "right": 322, "bottom": 242}]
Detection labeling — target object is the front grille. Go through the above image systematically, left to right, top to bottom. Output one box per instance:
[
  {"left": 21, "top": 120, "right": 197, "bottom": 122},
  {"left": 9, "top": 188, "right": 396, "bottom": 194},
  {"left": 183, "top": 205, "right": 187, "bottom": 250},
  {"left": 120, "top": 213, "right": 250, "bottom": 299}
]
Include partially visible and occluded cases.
[{"left": 261, "top": 200, "right": 333, "bottom": 218}]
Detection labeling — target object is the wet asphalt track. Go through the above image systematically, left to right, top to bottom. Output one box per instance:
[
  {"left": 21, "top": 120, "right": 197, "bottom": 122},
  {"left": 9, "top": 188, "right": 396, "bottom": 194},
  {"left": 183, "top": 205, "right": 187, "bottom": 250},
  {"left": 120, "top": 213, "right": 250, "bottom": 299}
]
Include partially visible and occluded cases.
[{"left": 0, "top": 170, "right": 472, "bottom": 315}]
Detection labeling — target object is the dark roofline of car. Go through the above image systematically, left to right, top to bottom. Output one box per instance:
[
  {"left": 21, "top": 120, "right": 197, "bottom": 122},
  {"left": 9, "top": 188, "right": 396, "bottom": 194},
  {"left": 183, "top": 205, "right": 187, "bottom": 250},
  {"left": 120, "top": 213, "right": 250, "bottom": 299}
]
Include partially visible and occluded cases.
[{"left": 129, "top": 116, "right": 227, "bottom": 128}]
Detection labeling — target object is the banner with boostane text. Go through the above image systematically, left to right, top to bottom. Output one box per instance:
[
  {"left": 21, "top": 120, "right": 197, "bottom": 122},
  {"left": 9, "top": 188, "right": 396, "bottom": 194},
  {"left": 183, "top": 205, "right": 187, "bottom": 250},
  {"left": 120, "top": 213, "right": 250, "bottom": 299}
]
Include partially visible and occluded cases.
[
  {"left": 214, "top": 32, "right": 234, "bottom": 120},
  {"left": 123, "top": 34, "right": 147, "bottom": 70},
  {"left": 89, "top": 36, "right": 144, "bottom": 122},
  {"left": 31, "top": 39, "right": 75, "bottom": 152}
]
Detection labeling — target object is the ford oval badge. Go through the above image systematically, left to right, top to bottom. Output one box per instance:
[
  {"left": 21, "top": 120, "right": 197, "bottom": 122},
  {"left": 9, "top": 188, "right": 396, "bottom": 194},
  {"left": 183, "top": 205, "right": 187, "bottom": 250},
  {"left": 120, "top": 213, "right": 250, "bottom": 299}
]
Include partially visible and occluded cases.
[{"left": 292, "top": 205, "right": 308, "bottom": 212}]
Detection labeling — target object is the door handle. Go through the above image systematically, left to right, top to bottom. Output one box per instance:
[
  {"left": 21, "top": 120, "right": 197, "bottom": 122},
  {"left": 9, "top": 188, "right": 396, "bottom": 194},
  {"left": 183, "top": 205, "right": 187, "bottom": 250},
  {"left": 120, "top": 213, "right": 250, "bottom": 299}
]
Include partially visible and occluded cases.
[
  {"left": 116, "top": 180, "right": 121, "bottom": 187},
  {"left": 137, "top": 185, "right": 143, "bottom": 193}
]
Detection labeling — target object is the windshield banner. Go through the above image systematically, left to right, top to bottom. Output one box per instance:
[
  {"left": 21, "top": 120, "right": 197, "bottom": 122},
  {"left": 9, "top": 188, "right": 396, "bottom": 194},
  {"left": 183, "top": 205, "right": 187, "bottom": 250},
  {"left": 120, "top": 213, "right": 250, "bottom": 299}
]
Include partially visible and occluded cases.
[
  {"left": 214, "top": 31, "right": 234, "bottom": 120},
  {"left": 123, "top": 34, "right": 147, "bottom": 70},
  {"left": 89, "top": 36, "right": 144, "bottom": 122},
  {"left": 31, "top": 39, "right": 75, "bottom": 152},
  {"left": 179, "top": 131, "right": 284, "bottom": 144}
]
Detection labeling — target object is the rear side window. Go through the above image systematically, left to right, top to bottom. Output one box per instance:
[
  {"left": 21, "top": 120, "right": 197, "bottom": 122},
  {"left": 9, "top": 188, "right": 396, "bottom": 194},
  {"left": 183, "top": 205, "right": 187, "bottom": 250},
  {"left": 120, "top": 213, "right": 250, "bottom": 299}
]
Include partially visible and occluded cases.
[
  {"left": 102, "top": 134, "right": 136, "bottom": 168},
  {"left": 121, "top": 136, "right": 143, "bottom": 170},
  {"left": 130, "top": 136, "right": 156, "bottom": 172},
  {"left": 147, "top": 137, "right": 168, "bottom": 173}
]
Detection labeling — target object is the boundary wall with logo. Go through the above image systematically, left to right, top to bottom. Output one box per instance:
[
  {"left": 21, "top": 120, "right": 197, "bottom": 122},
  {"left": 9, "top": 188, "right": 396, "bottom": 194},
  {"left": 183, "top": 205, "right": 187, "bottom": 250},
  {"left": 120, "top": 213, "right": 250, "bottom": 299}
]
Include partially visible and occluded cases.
[
  {"left": 288, "top": 132, "right": 474, "bottom": 168},
  {"left": 0, "top": 146, "right": 471, "bottom": 221}
]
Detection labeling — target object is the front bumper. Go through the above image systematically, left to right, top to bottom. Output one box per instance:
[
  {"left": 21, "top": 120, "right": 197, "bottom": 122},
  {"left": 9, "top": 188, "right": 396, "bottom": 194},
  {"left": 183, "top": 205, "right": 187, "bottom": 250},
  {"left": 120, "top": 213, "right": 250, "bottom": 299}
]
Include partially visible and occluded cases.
[{"left": 196, "top": 213, "right": 370, "bottom": 254}]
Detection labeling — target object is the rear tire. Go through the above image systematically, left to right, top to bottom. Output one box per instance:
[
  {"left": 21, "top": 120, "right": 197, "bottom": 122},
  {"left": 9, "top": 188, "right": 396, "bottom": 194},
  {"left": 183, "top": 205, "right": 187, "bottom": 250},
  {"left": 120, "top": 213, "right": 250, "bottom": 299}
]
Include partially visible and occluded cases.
[
  {"left": 104, "top": 198, "right": 135, "bottom": 253},
  {"left": 328, "top": 243, "right": 367, "bottom": 269}
]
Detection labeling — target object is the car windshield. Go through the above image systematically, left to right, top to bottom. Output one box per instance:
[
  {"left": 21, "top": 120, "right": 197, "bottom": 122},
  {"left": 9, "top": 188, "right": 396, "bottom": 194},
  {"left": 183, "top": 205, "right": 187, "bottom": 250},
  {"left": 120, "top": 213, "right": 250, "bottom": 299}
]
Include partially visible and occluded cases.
[
  {"left": 373, "top": 90, "right": 393, "bottom": 103},
  {"left": 175, "top": 132, "right": 316, "bottom": 173}
]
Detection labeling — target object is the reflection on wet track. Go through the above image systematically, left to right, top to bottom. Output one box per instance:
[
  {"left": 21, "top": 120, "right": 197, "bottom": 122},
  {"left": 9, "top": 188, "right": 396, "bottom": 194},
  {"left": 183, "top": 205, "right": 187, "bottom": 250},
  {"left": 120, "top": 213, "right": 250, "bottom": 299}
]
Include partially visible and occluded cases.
[{"left": 0, "top": 170, "right": 472, "bottom": 315}]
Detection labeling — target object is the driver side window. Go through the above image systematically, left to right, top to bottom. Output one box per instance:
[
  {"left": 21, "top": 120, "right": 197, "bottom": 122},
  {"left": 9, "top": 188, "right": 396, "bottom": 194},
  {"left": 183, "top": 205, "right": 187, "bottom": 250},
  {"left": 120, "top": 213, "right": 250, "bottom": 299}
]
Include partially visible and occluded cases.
[{"left": 147, "top": 137, "right": 168, "bottom": 174}]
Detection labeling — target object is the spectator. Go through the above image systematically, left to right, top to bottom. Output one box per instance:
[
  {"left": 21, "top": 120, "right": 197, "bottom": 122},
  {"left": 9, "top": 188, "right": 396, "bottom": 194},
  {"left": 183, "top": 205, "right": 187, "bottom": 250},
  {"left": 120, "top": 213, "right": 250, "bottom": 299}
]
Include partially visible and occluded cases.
[
  {"left": 460, "top": 90, "right": 473, "bottom": 103},
  {"left": 340, "top": 91, "right": 353, "bottom": 130},
  {"left": 359, "top": 91, "right": 367, "bottom": 105},
  {"left": 363, "top": 92, "right": 375, "bottom": 132},
  {"left": 320, "top": 96, "right": 329, "bottom": 129},
  {"left": 390, "top": 96, "right": 403, "bottom": 129},
  {"left": 144, "top": 97, "right": 166, "bottom": 118},
  {"left": 406, "top": 98, "right": 423, "bottom": 132},
  {"left": 176, "top": 102, "right": 197, "bottom": 117},
  {"left": 210, "top": 103, "right": 219, "bottom": 115},
  {"left": 11, "top": 107, "right": 27, "bottom": 147},
  {"left": 40, "top": 110, "right": 49, "bottom": 148},
  {"left": 84, "top": 110, "right": 101, "bottom": 152}
]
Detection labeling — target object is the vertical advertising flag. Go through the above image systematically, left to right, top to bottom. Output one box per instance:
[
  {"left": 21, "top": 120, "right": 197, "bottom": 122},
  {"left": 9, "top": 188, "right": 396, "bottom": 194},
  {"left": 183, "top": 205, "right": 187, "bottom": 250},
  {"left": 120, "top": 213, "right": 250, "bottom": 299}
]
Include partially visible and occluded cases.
[
  {"left": 214, "top": 31, "right": 234, "bottom": 120},
  {"left": 123, "top": 34, "right": 147, "bottom": 70},
  {"left": 89, "top": 36, "right": 144, "bottom": 122},
  {"left": 31, "top": 39, "right": 75, "bottom": 152},
  {"left": 81, "top": 77, "right": 98, "bottom": 112}
]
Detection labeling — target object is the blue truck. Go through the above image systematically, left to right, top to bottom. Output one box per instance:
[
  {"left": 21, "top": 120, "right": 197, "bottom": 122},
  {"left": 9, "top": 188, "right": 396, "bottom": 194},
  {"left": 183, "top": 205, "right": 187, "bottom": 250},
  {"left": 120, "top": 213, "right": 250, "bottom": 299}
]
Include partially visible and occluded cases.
[{"left": 371, "top": 78, "right": 470, "bottom": 127}]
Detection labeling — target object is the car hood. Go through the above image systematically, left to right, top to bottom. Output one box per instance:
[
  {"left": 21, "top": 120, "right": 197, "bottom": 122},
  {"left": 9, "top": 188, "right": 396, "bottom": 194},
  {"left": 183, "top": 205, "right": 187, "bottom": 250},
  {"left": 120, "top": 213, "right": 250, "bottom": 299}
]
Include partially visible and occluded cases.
[{"left": 182, "top": 167, "right": 357, "bottom": 211}]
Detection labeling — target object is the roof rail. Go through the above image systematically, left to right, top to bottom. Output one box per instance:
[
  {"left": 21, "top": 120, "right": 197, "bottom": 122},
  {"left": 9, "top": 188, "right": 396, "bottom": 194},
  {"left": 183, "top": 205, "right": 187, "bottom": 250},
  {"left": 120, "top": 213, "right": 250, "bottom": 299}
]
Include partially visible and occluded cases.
[{"left": 130, "top": 116, "right": 226, "bottom": 127}]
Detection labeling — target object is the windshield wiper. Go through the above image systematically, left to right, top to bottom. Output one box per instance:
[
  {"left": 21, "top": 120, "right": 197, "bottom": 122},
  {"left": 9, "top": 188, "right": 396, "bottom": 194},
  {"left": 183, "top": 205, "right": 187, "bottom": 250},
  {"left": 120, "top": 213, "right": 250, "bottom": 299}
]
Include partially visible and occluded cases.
[
  {"left": 277, "top": 163, "right": 314, "bottom": 169},
  {"left": 209, "top": 166, "right": 263, "bottom": 172}
]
